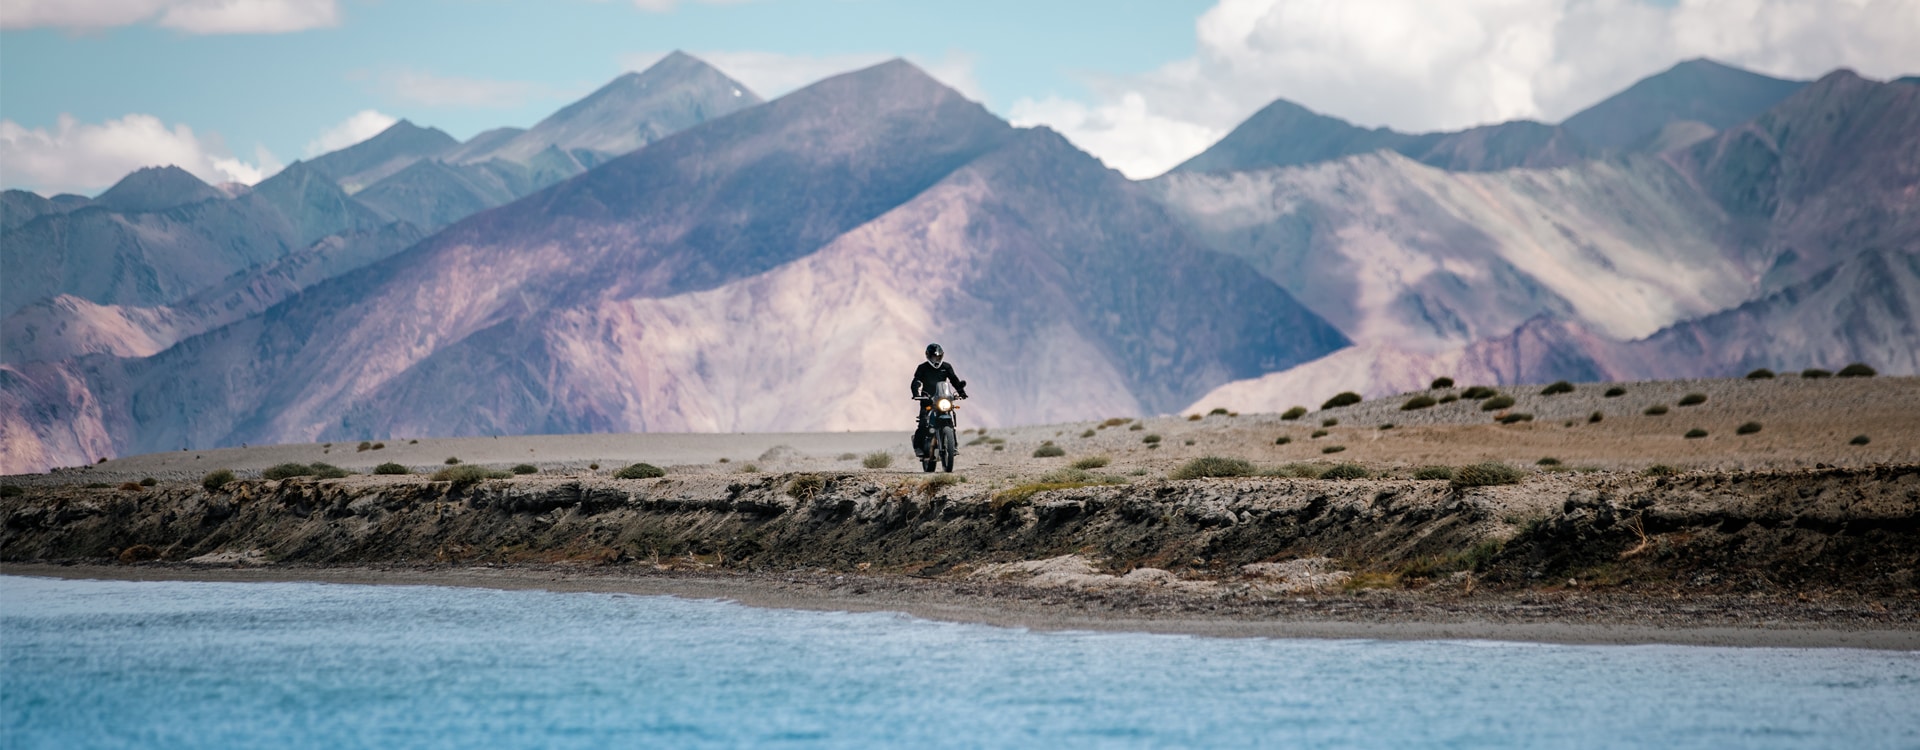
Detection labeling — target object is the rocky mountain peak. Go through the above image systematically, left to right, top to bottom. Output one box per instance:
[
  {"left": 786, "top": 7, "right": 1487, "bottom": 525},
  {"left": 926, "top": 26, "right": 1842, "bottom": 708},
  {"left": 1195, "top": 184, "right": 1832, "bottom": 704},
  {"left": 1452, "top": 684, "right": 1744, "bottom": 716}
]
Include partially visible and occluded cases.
[
  {"left": 461, "top": 51, "right": 763, "bottom": 165},
  {"left": 1562, "top": 57, "right": 1806, "bottom": 151},
  {"left": 305, "top": 119, "right": 459, "bottom": 192},
  {"left": 92, "top": 165, "right": 223, "bottom": 212}
]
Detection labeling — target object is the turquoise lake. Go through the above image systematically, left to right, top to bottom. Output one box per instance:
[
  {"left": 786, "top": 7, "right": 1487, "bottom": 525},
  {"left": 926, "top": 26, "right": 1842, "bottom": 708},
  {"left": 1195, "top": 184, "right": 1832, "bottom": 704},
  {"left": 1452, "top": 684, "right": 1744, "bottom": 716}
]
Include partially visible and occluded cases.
[{"left": 3, "top": 575, "right": 1917, "bottom": 748}]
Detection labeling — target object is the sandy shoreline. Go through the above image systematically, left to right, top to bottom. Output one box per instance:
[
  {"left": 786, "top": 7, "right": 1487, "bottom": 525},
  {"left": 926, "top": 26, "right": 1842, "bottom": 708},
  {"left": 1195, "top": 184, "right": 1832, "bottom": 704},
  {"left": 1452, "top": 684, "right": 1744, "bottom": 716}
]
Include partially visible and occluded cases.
[{"left": 7, "top": 563, "right": 1915, "bottom": 651}]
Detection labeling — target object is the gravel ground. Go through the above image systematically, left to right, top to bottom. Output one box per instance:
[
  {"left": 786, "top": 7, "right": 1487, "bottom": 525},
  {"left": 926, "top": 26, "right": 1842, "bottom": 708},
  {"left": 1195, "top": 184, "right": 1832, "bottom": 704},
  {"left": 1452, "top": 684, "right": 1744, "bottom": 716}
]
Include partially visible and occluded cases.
[{"left": 11, "top": 375, "right": 1915, "bottom": 488}]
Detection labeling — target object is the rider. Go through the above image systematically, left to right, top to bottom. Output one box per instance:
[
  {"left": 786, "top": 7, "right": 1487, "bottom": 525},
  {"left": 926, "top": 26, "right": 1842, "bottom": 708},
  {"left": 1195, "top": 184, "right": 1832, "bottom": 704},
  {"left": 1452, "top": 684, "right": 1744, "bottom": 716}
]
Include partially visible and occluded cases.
[{"left": 911, "top": 343, "right": 967, "bottom": 460}]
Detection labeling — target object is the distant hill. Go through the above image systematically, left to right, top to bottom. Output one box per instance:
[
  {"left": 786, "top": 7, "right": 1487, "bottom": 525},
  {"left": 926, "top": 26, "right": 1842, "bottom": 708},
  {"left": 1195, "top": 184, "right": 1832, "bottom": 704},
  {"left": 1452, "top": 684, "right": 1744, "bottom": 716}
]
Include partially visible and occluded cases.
[
  {"left": 449, "top": 51, "right": 763, "bottom": 165},
  {"left": 1562, "top": 58, "right": 1805, "bottom": 151},
  {"left": 1673, "top": 69, "right": 1920, "bottom": 292},
  {"left": 1162, "top": 71, "right": 1920, "bottom": 412},
  {"left": 1168, "top": 100, "right": 1591, "bottom": 176},
  {"left": 304, "top": 120, "right": 459, "bottom": 192},
  {"left": 92, "top": 166, "right": 225, "bottom": 212},
  {"left": 1, "top": 190, "right": 89, "bottom": 232}
]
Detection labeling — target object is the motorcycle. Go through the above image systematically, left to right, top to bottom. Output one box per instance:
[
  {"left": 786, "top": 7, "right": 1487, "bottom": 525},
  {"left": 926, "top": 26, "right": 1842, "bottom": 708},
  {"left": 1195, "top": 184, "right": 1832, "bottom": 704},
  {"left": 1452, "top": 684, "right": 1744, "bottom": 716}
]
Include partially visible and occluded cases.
[{"left": 916, "top": 381, "right": 964, "bottom": 473}]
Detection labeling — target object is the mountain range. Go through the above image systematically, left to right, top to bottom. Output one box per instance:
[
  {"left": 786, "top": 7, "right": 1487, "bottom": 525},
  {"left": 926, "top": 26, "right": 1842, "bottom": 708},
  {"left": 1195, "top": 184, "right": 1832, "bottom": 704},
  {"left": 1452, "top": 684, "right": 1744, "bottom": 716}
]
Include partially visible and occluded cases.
[{"left": 1, "top": 54, "right": 1914, "bottom": 474}]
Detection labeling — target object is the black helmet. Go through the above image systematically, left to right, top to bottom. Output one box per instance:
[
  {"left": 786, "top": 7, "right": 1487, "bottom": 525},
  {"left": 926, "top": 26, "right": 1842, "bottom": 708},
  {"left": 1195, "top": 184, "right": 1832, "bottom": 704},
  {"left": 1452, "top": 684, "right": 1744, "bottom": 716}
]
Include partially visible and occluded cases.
[{"left": 925, "top": 343, "right": 943, "bottom": 363}]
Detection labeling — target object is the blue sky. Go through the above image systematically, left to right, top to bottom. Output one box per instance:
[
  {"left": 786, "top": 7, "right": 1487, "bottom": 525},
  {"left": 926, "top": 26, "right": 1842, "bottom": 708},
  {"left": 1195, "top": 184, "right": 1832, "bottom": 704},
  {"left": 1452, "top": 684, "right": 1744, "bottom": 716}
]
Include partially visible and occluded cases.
[{"left": 4, "top": 0, "right": 1916, "bottom": 194}]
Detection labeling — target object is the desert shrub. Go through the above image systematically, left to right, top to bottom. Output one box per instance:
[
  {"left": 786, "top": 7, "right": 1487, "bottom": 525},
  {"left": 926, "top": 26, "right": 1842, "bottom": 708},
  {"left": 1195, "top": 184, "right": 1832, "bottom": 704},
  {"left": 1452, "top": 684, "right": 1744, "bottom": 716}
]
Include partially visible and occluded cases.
[
  {"left": 1837, "top": 363, "right": 1877, "bottom": 378},
  {"left": 1746, "top": 368, "right": 1775, "bottom": 379},
  {"left": 1801, "top": 368, "right": 1832, "bottom": 379},
  {"left": 1431, "top": 377, "right": 1454, "bottom": 389},
  {"left": 1541, "top": 381, "right": 1574, "bottom": 396},
  {"left": 1462, "top": 386, "right": 1498, "bottom": 399},
  {"left": 1604, "top": 386, "right": 1626, "bottom": 397},
  {"left": 1321, "top": 391, "right": 1363, "bottom": 409},
  {"left": 1678, "top": 393, "right": 1707, "bottom": 406},
  {"left": 1438, "top": 394, "right": 1459, "bottom": 404},
  {"left": 1402, "top": 395, "right": 1437, "bottom": 410},
  {"left": 1480, "top": 395, "right": 1515, "bottom": 411},
  {"left": 1644, "top": 404, "right": 1669, "bottom": 415},
  {"left": 1280, "top": 406, "right": 1307, "bottom": 420},
  {"left": 1209, "top": 407, "right": 1229, "bottom": 416},
  {"left": 1588, "top": 411, "right": 1603, "bottom": 424},
  {"left": 1498, "top": 413, "right": 1534, "bottom": 424},
  {"left": 1187, "top": 414, "right": 1202, "bottom": 421},
  {"left": 1101, "top": 417, "right": 1131, "bottom": 428},
  {"left": 1321, "top": 418, "right": 1339, "bottom": 427},
  {"left": 1736, "top": 421, "right": 1763, "bottom": 435},
  {"left": 1128, "top": 423, "right": 1145, "bottom": 431},
  {"left": 1378, "top": 423, "right": 1395, "bottom": 430},
  {"left": 1684, "top": 428, "right": 1708, "bottom": 439},
  {"left": 1080, "top": 429, "right": 1096, "bottom": 438},
  {"left": 1310, "top": 430, "right": 1329, "bottom": 438},
  {"left": 1142, "top": 434, "right": 1162, "bottom": 444},
  {"left": 1850, "top": 435, "right": 1871, "bottom": 446},
  {"left": 1274, "top": 436, "right": 1292, "bottom": 445},
  {"left": 408, "top": 439, "right": 418, "bottom": 444},
  {"left": 1183, "top": 439, "right": 1196, "bottom": 446},
  {"left": 356, "top": 441, "right": 373, "bottom": 452},
  {"left": 371, "top": 442, "right": 385, "bottom": 450},
  {"left": 1033, "top": 443, "right": 1067, "bottom": 458},
  {"left": 1320, "top": 445, "right": 1347, "bottom": 454},
  {"left": 837, "top": 452, "right": 858, "bottom": 461},
  {"left": 862, "top": 452, "right": 893, "bottom": 469},
  {"left": 444, "top": 456, "right": 461, "bottom": 465},
  {"left": 1070, "top": 456, "right": 1110, "bottom": 470},
  {"left": 1170, "top": 456, "right": 1255, "bottom": 480},
  {"left": 718, "top": 457, "right": 731, "bottom": 463},
  {"left": 1536, "top": 457, "right": 1561, "bottom": 466},
  {"left": 309, "top": 462, "right": 351, "bottom": 479},
  {"left": 373, "top": 462, "right": 410, "bottom": 475},
  {"left": 616, "top": 462, "right": 666, "bottom": 479},
  {"left": 1451, "top": 462, "right": 1523, "bottom": 488},
  {"left": 263, "top": 463, "right": 315, "bottom": 480},
  {"left": 588, "top": 463, "right": 600, "bottom": 471},
  {"left": 1260, "top": 463, "right": 1320, "bottom": 478},
  {"left": 1319, "top": 463, "right": 1367, "bottom": 480},
  {"left": 432, "top": 464, "right": 510, "bottom": 487},
  {"left": 511, "top": 464, "right": 538, "bottom": 475},
  {"left": 739, "top": 464, "right": 760, "bottom": 473},
  {"left": 1644, "top": 464, "right": 1681, "bottom": 476},
  {"left": 1412, "top": 465, "right": 1454, "bottom": 481},
  {"left": 198, "top": 470, "right": 232, "bottom": 492},
  {"left": 786, "top": 473, "right": 826, "bottom": 500},
  {"left": 919, "top": 474, "right": 965, "bottom": 496},
  {"left": 139, "top": 477, "right": 157, "bottom": 487},
  {"left": 118, "top": 481, "right": 144, "bottom": 492},
  {"left": 84, "top": 482, "right": 110, "bottom": 489},
  {"left": 0, "top": 485, "right": 23, "bottom": 498},
  {"left": 118, "top": 545, "right": 159, "bottom": 564}
]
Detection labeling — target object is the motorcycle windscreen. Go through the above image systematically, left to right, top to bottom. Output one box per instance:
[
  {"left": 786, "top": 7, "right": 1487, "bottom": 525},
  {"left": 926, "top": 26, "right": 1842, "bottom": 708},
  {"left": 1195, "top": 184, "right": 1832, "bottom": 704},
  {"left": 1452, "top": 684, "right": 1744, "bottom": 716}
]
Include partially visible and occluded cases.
[{"left": 933, "top": 381, "right": 957, "bottom": 400}]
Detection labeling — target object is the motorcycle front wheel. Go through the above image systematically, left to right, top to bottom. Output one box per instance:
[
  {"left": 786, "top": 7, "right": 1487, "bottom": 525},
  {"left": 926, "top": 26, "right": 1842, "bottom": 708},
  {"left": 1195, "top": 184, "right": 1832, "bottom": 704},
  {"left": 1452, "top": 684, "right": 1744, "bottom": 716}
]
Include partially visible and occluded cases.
[{"left": 939, "top": 426, "right": 957, "bottom": 473}]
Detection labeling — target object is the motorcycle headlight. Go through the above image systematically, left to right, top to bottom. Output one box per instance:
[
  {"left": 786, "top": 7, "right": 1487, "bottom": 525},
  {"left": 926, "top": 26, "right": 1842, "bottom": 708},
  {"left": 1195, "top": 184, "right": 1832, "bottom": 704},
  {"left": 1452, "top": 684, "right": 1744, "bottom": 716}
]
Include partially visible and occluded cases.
[{"left": 936, "top": 398, "right": 953, "bottom": 412}]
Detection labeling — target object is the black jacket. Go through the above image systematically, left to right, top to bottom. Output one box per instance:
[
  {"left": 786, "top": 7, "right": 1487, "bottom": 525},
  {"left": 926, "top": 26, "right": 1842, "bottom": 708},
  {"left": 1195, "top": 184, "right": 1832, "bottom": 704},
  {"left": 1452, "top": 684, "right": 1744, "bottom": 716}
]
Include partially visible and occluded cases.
[{"left": 911, "top": 361, "right": 966, "bottom": 399}]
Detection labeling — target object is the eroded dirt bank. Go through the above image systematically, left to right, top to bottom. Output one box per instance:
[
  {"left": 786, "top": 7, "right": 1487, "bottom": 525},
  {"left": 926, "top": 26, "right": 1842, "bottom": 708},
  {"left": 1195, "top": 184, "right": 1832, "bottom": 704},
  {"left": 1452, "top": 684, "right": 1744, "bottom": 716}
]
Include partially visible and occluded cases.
[{"left": 6, "top": 466, "right": 1917, "bottom": 599}]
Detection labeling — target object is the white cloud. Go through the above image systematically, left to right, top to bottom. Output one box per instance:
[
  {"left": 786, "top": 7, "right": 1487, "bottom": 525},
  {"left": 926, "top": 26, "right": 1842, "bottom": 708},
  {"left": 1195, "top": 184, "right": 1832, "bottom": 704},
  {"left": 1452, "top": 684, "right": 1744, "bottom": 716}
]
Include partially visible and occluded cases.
[
  {"left": 1, "top": 0, "right": 338, "bottom": 33},
  {"left": 157, "top": 0, "right": 338, "bottom": 34},
  {"left": 1019, "top": 0, "right": 1920, "bottom": 179},
  {"left": 621, "top": 50, "right": 984, "bottom": 102},
  {"left": 1008, "top": 94, "right": 1222, "bottom": 179},
  {"left": 304, "top": 110, "right": 397, "bottom": 157},
  {"left": 0, "top": 114, "right": 282, "bottom": 195}
]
